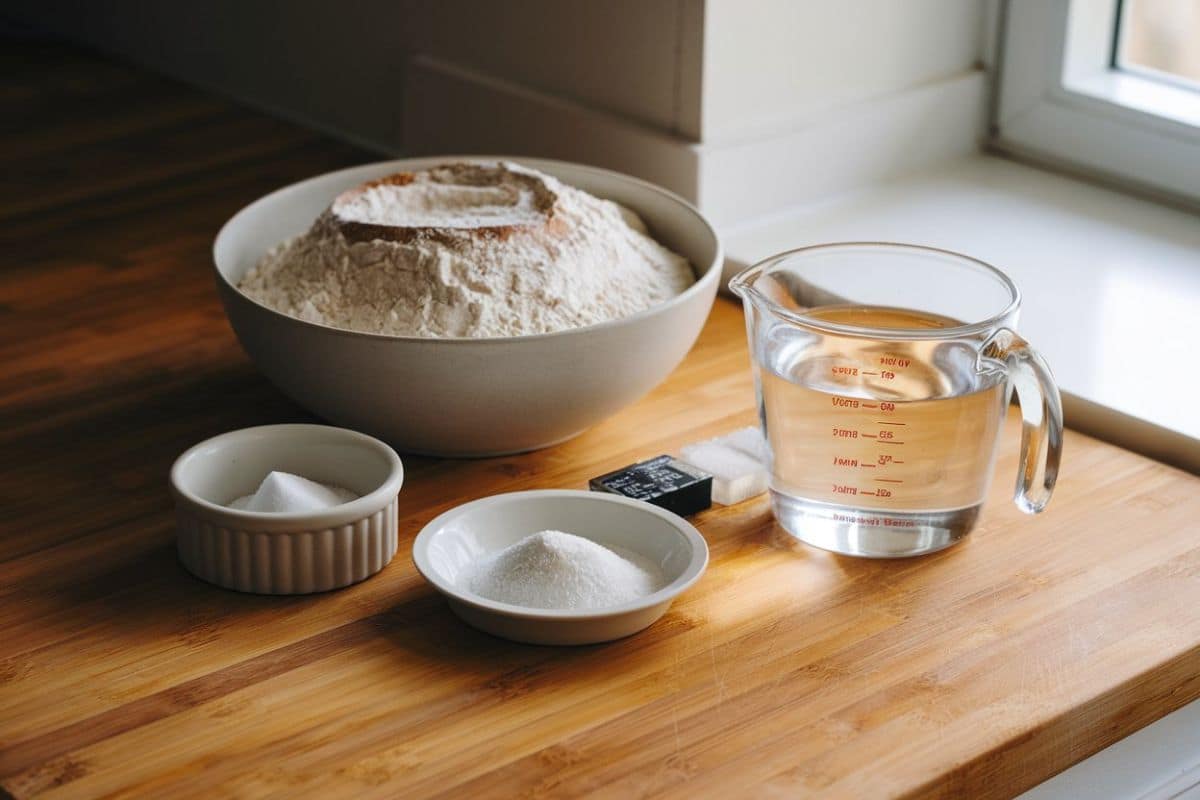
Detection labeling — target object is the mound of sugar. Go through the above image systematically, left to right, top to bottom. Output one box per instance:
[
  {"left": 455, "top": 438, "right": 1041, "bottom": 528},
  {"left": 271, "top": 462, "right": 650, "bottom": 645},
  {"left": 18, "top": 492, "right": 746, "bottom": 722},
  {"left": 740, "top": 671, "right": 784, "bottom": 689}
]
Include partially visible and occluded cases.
[{"left": 465, "top": 530, "right": 665, "bottom": 610}]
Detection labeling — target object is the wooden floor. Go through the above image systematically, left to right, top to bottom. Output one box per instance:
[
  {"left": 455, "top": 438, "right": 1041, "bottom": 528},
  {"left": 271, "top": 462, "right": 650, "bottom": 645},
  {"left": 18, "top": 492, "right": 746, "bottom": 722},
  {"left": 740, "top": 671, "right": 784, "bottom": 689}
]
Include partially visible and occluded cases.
[{"left": 4, "top": 39, "right": 1200, "bottom": 800}]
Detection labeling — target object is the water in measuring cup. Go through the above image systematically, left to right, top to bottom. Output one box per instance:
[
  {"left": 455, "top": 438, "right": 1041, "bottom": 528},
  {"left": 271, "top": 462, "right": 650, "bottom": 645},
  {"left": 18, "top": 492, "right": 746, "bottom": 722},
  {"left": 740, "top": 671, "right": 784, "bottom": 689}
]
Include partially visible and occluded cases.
[{"left": 758, "top": 305, "right": 1009, "bottom": 557}]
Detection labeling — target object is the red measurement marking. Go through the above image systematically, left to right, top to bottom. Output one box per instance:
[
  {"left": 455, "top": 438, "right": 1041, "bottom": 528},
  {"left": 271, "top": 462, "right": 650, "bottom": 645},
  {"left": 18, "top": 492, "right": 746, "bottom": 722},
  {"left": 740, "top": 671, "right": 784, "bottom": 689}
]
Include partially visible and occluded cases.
[
  {"left": 862, "top": 371, "right": 879, "bottom": 376},
  {"left": 861, "top": 403, "right": 879, "bottom": 409},
  {"left": 878, "top": 421, "right": 906, "bottom": 426},
  {"left": 861, "top": 433, "right": 878, "bottom": 439},
  {"left": 880, "top": 440, "right": 905, "bottom": 445},
  {"left": 893, "top": 460, "right": 905, "bottom": 464},
  {"left": 860, "top": 463, "right": 876, "bottom": 468},
  {"left": 875, "top": 478, "right": 903, "bottom": 484},
  {"left": 859, "top": 490, "right": 878, "bottom": 496}
]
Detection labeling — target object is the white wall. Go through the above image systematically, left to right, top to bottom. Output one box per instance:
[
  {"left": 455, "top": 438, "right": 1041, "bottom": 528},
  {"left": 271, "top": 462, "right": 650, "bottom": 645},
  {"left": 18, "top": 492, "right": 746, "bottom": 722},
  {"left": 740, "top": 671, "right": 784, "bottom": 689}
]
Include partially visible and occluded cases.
[{"left": 701, "top": 0, "right": 987, "bottom": 142}]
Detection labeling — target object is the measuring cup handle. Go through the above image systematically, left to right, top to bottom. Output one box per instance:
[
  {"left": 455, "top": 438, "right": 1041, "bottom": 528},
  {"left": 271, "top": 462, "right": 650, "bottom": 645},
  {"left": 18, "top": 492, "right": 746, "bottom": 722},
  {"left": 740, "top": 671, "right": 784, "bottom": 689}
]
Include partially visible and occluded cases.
[{"left": 986, "top": 329, "right": 1064, "bottom": 514}]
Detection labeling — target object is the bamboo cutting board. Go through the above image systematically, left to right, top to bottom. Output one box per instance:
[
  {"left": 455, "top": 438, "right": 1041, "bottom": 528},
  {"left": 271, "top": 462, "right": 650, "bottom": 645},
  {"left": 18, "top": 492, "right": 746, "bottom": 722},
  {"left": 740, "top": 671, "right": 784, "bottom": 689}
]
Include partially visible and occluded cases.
[{"left": 4, "top": 41, "right": 1200, "bottom": 800}]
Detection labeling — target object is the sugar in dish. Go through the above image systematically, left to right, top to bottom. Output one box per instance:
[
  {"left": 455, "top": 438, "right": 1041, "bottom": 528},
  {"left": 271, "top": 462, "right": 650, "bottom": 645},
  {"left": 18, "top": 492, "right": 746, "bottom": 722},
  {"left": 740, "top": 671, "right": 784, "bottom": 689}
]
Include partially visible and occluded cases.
[
  {"left": 228, "top": 471, "right": 358, "bottom": 513},
  {"left": 412, "top": 489, "right": 708, "bottom": 644},
  {"left": 464, "top": 530, "right": 666, "bottom": 610}
]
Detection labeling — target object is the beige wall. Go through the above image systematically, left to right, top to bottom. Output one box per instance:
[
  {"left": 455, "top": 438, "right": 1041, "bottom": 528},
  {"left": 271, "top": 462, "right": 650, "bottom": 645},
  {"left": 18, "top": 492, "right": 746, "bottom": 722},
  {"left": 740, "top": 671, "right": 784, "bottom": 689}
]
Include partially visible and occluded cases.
[
  {"left": 7, "top": 0, "right": 704, "bottom": 149},
  {"left": 402, "top": 0, "right": 703, "bottom": 138},
  {"left": 702, "top": 0, "right": 986, "bottom": 142}
]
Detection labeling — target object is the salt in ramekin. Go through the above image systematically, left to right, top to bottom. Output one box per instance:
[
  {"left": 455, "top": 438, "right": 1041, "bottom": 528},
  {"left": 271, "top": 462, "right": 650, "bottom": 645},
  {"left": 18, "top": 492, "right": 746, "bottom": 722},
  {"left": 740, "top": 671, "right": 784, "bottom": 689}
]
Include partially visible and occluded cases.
[{"left": 170, "top": 424, "right": 404, "bottom": 594}]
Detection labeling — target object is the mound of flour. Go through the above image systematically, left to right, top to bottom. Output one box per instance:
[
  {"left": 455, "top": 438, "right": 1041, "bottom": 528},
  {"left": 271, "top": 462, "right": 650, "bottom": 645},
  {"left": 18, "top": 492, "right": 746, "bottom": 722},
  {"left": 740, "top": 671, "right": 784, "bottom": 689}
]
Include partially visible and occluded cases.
[{"left": 237, "top": 162, "right": 696, "bottom": 338}]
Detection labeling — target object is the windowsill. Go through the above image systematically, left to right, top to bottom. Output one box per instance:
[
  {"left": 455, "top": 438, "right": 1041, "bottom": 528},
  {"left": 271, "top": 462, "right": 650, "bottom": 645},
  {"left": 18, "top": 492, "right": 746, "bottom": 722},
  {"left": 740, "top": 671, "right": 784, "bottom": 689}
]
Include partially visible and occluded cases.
[{"left": 721, "top": 154, "right": 1200, "bottom": 472}]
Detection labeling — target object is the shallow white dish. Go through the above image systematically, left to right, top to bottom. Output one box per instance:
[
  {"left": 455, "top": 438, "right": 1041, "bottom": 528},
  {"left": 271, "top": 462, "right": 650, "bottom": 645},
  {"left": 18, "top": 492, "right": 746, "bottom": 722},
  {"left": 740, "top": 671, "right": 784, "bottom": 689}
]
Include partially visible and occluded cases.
[
  {"left": 213, "top": 156, "right": 723, "bottom": 457},
  {"left": 170, "top": 424, "right": 404, "bottom": 594},
  {"left": 412, "top": 490, "right": 708, "bottom": 645}
]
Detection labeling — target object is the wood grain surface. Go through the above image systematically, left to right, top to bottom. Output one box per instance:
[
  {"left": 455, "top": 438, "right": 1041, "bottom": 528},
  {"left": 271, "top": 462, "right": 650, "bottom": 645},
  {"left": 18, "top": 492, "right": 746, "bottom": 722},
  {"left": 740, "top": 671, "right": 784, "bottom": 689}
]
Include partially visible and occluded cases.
[{"left": 4, "top": 41, "right": 1200, "bottom": 800}]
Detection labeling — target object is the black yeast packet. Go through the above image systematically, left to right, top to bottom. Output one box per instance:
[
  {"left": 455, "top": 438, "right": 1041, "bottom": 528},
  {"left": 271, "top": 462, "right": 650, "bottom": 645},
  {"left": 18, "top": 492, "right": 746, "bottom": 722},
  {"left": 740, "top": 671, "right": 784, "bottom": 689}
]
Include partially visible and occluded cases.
[{"left": 589, "top": 455, "right": 712, "bottom": 517}]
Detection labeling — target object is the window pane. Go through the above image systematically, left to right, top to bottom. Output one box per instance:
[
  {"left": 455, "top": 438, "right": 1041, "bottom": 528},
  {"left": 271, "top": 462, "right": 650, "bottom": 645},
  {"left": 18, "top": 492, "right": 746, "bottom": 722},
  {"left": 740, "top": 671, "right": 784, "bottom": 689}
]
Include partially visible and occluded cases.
[{"left": 1118, "top": 0, "right": 1200, "bottom": 86}]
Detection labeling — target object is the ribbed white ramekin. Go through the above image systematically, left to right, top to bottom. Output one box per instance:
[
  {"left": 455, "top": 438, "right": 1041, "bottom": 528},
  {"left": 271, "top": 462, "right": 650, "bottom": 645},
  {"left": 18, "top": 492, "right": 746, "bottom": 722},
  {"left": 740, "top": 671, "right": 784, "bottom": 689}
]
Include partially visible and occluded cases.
[{"left": 170, "top": 424, "right": 404, "bottom": 594}]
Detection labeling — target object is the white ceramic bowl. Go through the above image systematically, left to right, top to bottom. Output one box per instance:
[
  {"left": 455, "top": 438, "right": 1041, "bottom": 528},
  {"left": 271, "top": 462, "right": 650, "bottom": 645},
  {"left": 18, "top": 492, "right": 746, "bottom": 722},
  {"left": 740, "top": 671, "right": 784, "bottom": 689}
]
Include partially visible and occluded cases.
[
  {"left": 213, "top": 156, "right": 723, "bottom": 457},
  {"left": 170, "top": 424, "right": 404, "bottom": 594},
  {"left": 412, "top": 490, "right": 708, "bottom": 645}
]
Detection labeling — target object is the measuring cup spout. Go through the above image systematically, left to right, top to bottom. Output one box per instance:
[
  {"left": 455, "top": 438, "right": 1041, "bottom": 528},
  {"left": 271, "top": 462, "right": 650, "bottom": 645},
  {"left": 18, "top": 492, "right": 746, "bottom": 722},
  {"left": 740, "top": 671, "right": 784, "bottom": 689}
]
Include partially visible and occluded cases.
[
  {"left": 730, "top": 261, "right": 854, "bottom": 322},
  {"left": 728, "top": 264, "right": 762, "bottom": 303}
]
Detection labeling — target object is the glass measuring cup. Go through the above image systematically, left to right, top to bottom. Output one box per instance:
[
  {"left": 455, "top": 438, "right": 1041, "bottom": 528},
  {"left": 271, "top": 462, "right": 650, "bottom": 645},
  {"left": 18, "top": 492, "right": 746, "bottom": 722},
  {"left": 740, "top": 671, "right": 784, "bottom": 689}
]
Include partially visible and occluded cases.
[{"left": 730, "top": 243, "right": 1062, "bottom": 558}]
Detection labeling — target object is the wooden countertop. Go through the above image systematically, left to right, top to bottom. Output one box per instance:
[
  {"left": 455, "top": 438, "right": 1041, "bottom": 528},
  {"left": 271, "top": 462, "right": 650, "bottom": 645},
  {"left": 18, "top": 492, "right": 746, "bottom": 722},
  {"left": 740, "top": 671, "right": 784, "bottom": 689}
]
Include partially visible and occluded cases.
[{"left": 4, "top": 41, "right": 1200, "bottom": 800}]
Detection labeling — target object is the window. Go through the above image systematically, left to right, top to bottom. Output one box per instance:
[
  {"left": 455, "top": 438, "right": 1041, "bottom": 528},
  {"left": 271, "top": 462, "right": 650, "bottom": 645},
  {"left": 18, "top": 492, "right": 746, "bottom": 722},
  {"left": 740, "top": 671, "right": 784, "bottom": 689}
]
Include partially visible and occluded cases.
[
  {"left": 992, "top": 0, "right": 1200, "bottom": 204},
  {"left": 1118, "top": 0, "right": 1200, "bottom": 88}
]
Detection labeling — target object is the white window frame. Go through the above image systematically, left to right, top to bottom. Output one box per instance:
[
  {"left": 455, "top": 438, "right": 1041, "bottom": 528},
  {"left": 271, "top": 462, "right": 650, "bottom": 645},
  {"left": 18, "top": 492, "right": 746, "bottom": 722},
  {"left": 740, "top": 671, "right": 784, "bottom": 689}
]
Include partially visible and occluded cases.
[{"left": 993, "top": 0, "right": 1200, "bottom": 203}]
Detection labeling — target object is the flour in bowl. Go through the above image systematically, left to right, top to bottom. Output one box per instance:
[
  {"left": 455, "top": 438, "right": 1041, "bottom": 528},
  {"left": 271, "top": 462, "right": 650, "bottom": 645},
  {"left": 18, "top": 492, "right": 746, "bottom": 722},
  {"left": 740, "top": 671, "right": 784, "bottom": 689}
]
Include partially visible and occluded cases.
[{"left": 237, "top": 162, "right": 696, "bottom": 338}]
